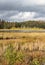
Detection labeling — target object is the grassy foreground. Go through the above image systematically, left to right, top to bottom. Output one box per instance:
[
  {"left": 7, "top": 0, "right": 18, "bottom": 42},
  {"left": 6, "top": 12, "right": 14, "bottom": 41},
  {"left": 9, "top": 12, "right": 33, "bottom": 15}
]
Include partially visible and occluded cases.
[{"left": 0, "top": 32, "right": 45, "bottom": 65}]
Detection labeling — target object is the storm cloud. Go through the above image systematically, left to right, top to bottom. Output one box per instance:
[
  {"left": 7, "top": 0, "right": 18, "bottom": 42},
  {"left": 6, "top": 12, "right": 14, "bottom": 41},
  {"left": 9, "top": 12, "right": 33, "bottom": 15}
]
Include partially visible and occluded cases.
[{"left": 0, "top": 0, "right": 45, "bottom": 21}]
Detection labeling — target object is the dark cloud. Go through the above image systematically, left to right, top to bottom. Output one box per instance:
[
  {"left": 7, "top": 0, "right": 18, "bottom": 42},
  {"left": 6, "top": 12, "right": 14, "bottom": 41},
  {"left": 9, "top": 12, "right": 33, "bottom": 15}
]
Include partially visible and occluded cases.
[{"left": 0, "top": 0, "right": 45, "bottom": 21}]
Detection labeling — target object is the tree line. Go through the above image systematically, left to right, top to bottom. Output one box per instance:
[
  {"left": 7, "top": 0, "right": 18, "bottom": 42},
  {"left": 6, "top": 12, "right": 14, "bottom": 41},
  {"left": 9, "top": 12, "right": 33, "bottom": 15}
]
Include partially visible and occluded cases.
[{"left": 0, "top": 19, "right": 45, "bottom": 29}]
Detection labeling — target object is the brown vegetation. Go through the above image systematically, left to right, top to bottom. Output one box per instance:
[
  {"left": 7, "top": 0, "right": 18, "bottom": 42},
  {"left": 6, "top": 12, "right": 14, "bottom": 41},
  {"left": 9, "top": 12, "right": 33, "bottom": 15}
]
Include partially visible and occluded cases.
[{"left": 0, "top": 32, "right": 45, "bottom": 65}]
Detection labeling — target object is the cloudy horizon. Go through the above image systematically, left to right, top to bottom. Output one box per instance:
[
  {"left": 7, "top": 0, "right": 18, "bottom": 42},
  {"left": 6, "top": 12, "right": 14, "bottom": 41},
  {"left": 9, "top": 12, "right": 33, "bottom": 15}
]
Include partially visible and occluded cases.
[{"left": 0, "top": 0, "right": 45, "bottom": 22}]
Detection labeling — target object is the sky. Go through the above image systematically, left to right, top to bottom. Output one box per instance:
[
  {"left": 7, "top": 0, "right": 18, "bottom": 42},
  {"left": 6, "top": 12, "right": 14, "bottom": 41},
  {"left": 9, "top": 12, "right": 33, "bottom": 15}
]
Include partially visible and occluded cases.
[{"left": 0, "top": 0, "right": 45, "bottom": 22}]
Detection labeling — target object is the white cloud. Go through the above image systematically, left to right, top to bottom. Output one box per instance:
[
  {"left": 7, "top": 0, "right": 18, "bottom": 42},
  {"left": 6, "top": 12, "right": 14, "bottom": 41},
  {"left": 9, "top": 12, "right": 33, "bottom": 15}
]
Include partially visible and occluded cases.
[
  {"left": 21, "top": 0, "right": 45, "bottom": 6},
  {"left": 0, "top": 11, "right": 45, "bottom": 22},
  {"left": 10, "top": 12, "right": 38, "bottom": 21},
  {"left": 34, "top": 17, "right": 45, "bottom": 21}
]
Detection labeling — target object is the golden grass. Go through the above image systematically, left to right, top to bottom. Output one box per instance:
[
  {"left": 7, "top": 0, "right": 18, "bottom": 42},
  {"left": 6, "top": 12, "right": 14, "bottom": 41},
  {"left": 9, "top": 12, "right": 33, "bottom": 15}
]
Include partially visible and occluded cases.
[
  {"left": 0, "top": 27, "right": 45, "bottom": 30},
  {"left": 10, "top": 27, "right": 44, "bottom": 30},
  {"left": 0, "top": 31, "right": 45, "bottom": 65},
  {"left": 0, "top": 32, "right": 45, "bottom": 54},
  {"left": 0, "top": 32, "right": 45, "bottom": 41}
]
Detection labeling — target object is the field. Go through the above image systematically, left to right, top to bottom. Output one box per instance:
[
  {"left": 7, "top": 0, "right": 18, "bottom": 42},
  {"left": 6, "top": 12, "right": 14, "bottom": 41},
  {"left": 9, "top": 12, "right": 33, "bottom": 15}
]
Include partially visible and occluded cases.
[{"left": 0, "top": 31, "right": 45, "bottom": 65}]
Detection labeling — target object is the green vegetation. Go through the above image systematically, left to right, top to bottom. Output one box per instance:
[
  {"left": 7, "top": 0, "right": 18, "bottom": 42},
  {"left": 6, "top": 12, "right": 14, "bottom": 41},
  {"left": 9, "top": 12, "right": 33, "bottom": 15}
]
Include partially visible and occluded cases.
[
  {"left": 0, "top": 19, "right": 45, "bottom": 29},
  {"left": 0, "top": 43, "right": 45, "bottom": 65}
]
